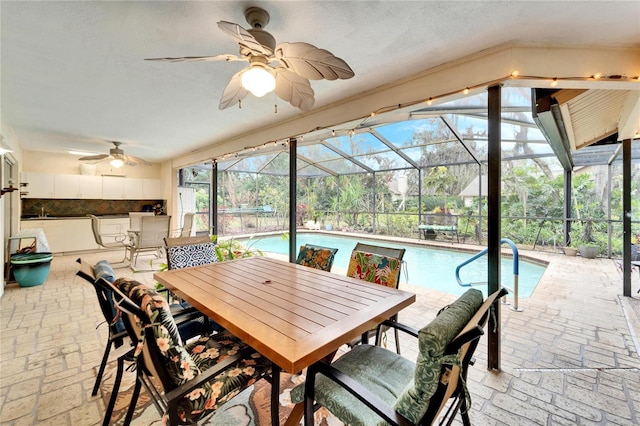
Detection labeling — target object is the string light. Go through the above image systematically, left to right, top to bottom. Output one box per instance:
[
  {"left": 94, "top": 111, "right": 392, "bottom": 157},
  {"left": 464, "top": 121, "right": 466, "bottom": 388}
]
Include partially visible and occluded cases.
[{"left": 213, "top": 72, "right": 638, "bottom": 162}]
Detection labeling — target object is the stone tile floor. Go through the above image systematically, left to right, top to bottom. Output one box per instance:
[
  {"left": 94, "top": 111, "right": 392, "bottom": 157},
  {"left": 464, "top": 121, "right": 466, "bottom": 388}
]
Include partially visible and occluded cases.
[{"left": 1, "top": 248, "right": 639, "bottom": 425}]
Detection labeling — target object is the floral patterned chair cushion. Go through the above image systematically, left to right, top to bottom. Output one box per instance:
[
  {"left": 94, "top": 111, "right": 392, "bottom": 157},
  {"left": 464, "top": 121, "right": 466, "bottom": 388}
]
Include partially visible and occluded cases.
[
  {"left": 166, "top": 242, "right": 218, "bottom": 270},
  {"left": 295, "top": 244, "right": 339, "bottom": 271},
  {"left": 347, "top": 250, "right": 402, "bottom": 288},
  {"left": 113, "top": 278, "right": 271, "bottom": 423},
  {"left": 393, "top": 288, "right": 483, "bottom": 423}
]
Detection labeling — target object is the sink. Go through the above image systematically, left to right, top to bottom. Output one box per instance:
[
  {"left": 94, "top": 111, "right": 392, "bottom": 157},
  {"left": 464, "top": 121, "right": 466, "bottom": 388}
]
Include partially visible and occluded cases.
[{"left": 25, "top": 216, "right": 58, "bottom": 220}]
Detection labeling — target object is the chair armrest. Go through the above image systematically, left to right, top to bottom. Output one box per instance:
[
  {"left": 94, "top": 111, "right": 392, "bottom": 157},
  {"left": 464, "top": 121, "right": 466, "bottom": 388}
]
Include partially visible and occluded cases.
[
  {"left": 376, "top": 319, "right": 419, "bottom": 339},
  {"left": 306, "top": 361, "right": 413, "bottom": 426}
]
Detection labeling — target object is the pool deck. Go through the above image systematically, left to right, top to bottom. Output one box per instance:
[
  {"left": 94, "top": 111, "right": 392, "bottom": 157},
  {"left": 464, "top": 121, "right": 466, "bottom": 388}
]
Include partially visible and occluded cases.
[{"left": 1, "top": 241, "right": 639, "bottom": 425}]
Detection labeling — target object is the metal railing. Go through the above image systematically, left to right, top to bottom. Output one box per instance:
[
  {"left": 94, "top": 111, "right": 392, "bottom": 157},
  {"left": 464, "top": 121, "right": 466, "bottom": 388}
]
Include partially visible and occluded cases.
[{"left": 455, "top": 238, "right": 522, "bottom": 311}]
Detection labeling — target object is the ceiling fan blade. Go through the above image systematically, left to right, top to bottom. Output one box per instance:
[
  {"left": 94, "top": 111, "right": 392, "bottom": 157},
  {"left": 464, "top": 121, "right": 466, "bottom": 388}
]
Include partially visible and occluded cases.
[
  {"left": 217, "top": 21, "right": 269, "bottom": 56},
  {"left": 275, "top": 42, "right": 355, "bottom": 81},
  {"left": 144, "top": 54, "right": 246, "bottom": 63},
  {"left": 274, "top": 68, "right": 315, "bottom": 111},
  {"left": 219, "top": 70, "right": 249, "bottom": 110},
  {"left": 79, "top": 154, "right": 108, "bottom": 161},
  {"left": 124, "top": 155, "right": 151, "bottom": 166}
]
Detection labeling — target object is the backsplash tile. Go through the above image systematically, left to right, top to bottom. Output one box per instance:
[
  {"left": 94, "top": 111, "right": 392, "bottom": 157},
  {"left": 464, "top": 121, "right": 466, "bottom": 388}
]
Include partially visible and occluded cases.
[{"left": 22, "top": 199, "right": 164, "bottom": 217}]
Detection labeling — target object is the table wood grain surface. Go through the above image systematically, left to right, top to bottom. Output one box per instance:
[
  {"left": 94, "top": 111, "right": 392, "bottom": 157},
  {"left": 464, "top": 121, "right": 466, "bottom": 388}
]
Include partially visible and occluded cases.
[{"left": 154, "top": 256, "right": 416, "bottom": 374}]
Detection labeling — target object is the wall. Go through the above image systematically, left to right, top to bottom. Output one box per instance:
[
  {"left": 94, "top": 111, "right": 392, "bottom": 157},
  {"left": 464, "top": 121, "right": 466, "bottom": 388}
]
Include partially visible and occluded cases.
[
  {"left": 1, "top": 120, "right": 24, "bottom": 298},
  {"left": 22, "top": 150, "right": 162, "bottom": 177}
]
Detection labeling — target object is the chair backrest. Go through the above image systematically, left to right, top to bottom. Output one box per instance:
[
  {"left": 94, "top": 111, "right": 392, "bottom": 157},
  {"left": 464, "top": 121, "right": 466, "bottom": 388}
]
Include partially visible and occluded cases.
[
  {"left": 129, "top": 212, "right": 155, "bottom": 231},
  {"left": 178, "top": 212, "right": 195, "bottom": 237},
  {"left": 88, "top": 215, "right": 105, "bottom": 247},
  {"left": 137, "top": 215, "right": 171, "bottom": 248},
  {"left": 164, "top": 235, "right": 211, "bottom": 248},
  {"left": 164, "top": 236, "right": 218, "bottom": 270},
  {"left": 353, "top": 242, "right": 406, "bottom": 261},
  {"left": 347, "top": 243, "right": 406, "bottom": 288},
  {"left": 295, "top": 244, "right": 339, "bottom": 271},
  {"left": 75, "top": 258, "right": 126, "bottom": 343},
  {"left": 111, "top": 278, "right": 204, "bottom": 395},
  {"left": 409, "top": 287, "right": 509, "bottom": 424}
]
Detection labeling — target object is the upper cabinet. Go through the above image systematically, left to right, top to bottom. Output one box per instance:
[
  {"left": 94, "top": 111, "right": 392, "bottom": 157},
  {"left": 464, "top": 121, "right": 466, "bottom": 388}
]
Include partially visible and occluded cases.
[
  {"left": 21, "top": 172, "right": 54, "bottom": 198},
  {"left": 22, "top": 172, "right": 162, "bottom": 200},
  {"left": 54, "top": 174, "right": 103, "bottom": 199},
  {"left": 102, "top": 176, "right": 150, "bottom": 200}
]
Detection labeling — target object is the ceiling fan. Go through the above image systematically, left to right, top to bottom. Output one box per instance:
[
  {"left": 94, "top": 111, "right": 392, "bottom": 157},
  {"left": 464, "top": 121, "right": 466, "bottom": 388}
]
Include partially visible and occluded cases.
[
  {"left": 144, "top": 7, "right": 355, "bottom": 111},
  {"left": 79, "top": 142, "right": 151, "bottom": 168}
]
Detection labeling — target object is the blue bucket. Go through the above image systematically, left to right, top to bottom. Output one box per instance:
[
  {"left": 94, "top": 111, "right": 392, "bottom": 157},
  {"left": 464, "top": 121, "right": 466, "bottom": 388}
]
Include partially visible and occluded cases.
[{"left": 11, "top": 252, "right": 53, "bottom": 287}]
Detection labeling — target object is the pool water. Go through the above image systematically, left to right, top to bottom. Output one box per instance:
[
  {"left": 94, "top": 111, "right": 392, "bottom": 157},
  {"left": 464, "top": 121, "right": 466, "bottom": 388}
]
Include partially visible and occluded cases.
[{"left": 242, "top": 234, "right": 546, "bottom": 297}]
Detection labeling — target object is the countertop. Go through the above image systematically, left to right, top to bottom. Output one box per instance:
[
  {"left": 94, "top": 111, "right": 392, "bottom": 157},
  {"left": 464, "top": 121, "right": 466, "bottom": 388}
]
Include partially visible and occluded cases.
[{"left": 21, "top": 215, "right": 130, "bottom": 220}]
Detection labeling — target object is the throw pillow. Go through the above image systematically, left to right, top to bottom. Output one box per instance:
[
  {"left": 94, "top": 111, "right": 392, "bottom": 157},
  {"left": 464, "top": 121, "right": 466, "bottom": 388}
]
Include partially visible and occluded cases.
[{"left": 167, "top": 242, "right": 218, "bottom": 270}]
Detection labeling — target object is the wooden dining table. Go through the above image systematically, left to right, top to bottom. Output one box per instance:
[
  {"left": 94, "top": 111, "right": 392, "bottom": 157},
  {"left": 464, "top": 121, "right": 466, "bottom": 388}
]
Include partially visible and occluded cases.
[{"left": 154, "top": 256, "right": 416, "bottom": 424}]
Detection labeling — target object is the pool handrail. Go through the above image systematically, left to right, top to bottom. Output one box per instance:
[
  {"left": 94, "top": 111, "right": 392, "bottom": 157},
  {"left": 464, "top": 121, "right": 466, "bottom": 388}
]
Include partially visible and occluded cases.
[{"left": 455, "top": 238, "right": 522, "bottom": 311}]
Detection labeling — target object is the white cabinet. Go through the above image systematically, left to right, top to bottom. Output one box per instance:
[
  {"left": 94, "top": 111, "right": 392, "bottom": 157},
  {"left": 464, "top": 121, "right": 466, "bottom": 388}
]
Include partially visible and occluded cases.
[
  {"left": 21, "top": 172, "right": 54, "bottom": 198},
  {"left": 23, "top": 173, "right": 162, "bottom": 200},
  {"left": 54, "top": 174, "right": 102, "bottom": 199},
  {"left": 78, "top": 176, "right": 103, "bottom": 199},
  {"left": 102, "top": 176, "right": 144, "bottom": 199},
  {"left": 125, "top": 178, "right": 143, "bottom": 199},
  {"left": 143, "top": 178, "right": 163, "bottom": 199},
  {"left": 20, "top": 218, "right": 99, "bottom": 253}
]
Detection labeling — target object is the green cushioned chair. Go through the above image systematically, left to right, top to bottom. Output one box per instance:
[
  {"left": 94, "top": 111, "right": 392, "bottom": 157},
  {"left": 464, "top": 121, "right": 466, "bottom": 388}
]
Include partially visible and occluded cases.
[{"left": 292, "top": 287, "right": 508, "bottom": 426}]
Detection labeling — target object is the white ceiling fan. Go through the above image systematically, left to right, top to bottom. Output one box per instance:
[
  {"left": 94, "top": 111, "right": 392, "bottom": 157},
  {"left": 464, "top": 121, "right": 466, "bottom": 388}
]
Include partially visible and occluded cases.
[
  {"left": 144, "top": 7, "right": 355, "bottom": 111},
  {"left": 79, "top": 141, "right": 151, "bottom": 168}
]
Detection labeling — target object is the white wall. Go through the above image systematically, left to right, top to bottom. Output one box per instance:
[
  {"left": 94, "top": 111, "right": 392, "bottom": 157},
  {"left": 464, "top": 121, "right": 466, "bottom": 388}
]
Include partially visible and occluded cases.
[
  {"left": 1, "top": 120, "right": 24, "bottom": 298},
  {"left": 22, "top": 150, "right": 162, "bottom": 178}
]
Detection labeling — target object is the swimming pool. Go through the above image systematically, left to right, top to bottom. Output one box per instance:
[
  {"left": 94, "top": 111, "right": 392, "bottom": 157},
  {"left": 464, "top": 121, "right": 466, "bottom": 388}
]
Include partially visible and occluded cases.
[{"left": 241, "top": 233, "right": 546, "bottom": 297}]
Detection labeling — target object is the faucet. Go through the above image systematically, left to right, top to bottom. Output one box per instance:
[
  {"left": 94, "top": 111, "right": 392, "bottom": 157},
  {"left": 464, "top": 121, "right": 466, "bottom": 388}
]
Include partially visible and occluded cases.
[{"left": 40, "top": 207, "right": 46, "bottom": 218}]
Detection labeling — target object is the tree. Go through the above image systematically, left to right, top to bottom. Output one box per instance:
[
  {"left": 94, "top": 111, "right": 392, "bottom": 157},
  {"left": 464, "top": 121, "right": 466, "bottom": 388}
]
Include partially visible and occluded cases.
[{"left": 423, "top": 166, "right": 457, "bottom": 211}]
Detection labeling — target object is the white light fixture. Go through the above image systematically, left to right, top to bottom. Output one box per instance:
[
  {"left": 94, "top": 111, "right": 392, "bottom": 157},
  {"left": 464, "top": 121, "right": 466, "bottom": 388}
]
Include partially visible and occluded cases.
[
  {"left": 241, "top": 63, "right": 275, "bottom": 97},
  {"left": 110, "top": 158, "right": 124, "bottom": 169}
]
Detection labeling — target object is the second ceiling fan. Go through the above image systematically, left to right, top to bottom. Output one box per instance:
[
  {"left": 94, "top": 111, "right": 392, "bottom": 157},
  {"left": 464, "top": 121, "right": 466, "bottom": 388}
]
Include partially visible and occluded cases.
[{"left": 145, "top": 7, "right": 355, "bottom": 111}]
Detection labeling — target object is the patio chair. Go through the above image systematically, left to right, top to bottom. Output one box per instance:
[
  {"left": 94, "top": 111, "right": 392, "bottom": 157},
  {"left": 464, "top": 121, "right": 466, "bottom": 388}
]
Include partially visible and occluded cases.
[
  {"left": 128, "top": 212, "right": 155, "bottom": 231},
  {"left": 173, "top": 212, "right": 195, "bottom": 237},
  {"left": 88, "top": 214, "right": 131, "bottom": 265},
  {"left": 126, "top": 215, "right": 171, "bottom": 268},
  {"left": 164, "top": 235, "right": 216, "bottom": 270},
  {"left": 346, "top": 243, "right": 406, "bottom": 353},
  {"left": 295, "top": 244, "right": 339, "bottom": 271},
  {"left": 75, "top": 258, "right": 211, "bottom": 426},
  {"left": 110, "top": 277, "right": 275, "bottom": 425},
  {"left": 293, "top": 287, "right": 509, "bottom": 426}
]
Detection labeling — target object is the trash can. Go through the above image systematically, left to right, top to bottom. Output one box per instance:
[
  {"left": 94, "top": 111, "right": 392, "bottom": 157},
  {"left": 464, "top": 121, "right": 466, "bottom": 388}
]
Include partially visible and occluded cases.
[{"left": 10, "top": 252, "right": 53, "bottom": 287}]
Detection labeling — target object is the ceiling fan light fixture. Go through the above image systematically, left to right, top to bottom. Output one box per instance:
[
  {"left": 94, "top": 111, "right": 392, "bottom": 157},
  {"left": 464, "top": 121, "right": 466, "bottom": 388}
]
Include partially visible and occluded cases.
[
  {"left": 241, "top": 63, "right": 275, "bottom": 97},
  {"left": 110, "top": 158, "right": 125, "bottom": 169}
]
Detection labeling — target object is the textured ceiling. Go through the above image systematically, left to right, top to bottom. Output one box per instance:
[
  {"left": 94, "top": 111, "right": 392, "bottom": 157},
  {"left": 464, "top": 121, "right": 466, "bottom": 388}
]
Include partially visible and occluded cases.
[{"left": 1, "top": 1, "right": 639, "bottom": 164}]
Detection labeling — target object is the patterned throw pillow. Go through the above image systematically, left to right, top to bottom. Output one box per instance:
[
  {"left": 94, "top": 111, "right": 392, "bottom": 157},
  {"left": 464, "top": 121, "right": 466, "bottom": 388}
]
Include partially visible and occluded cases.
[
  {"left": 167, "top": 242, "right": 218, "bottom": 270},
  {"left": 295, "top": 245, "right": 338, "bottom": 271},
  {"left": 346, "top": 250, "right": 401, "bottom": 288},
  {"left": 394, "top": 288, "right": 483, "bottom": 423}
]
